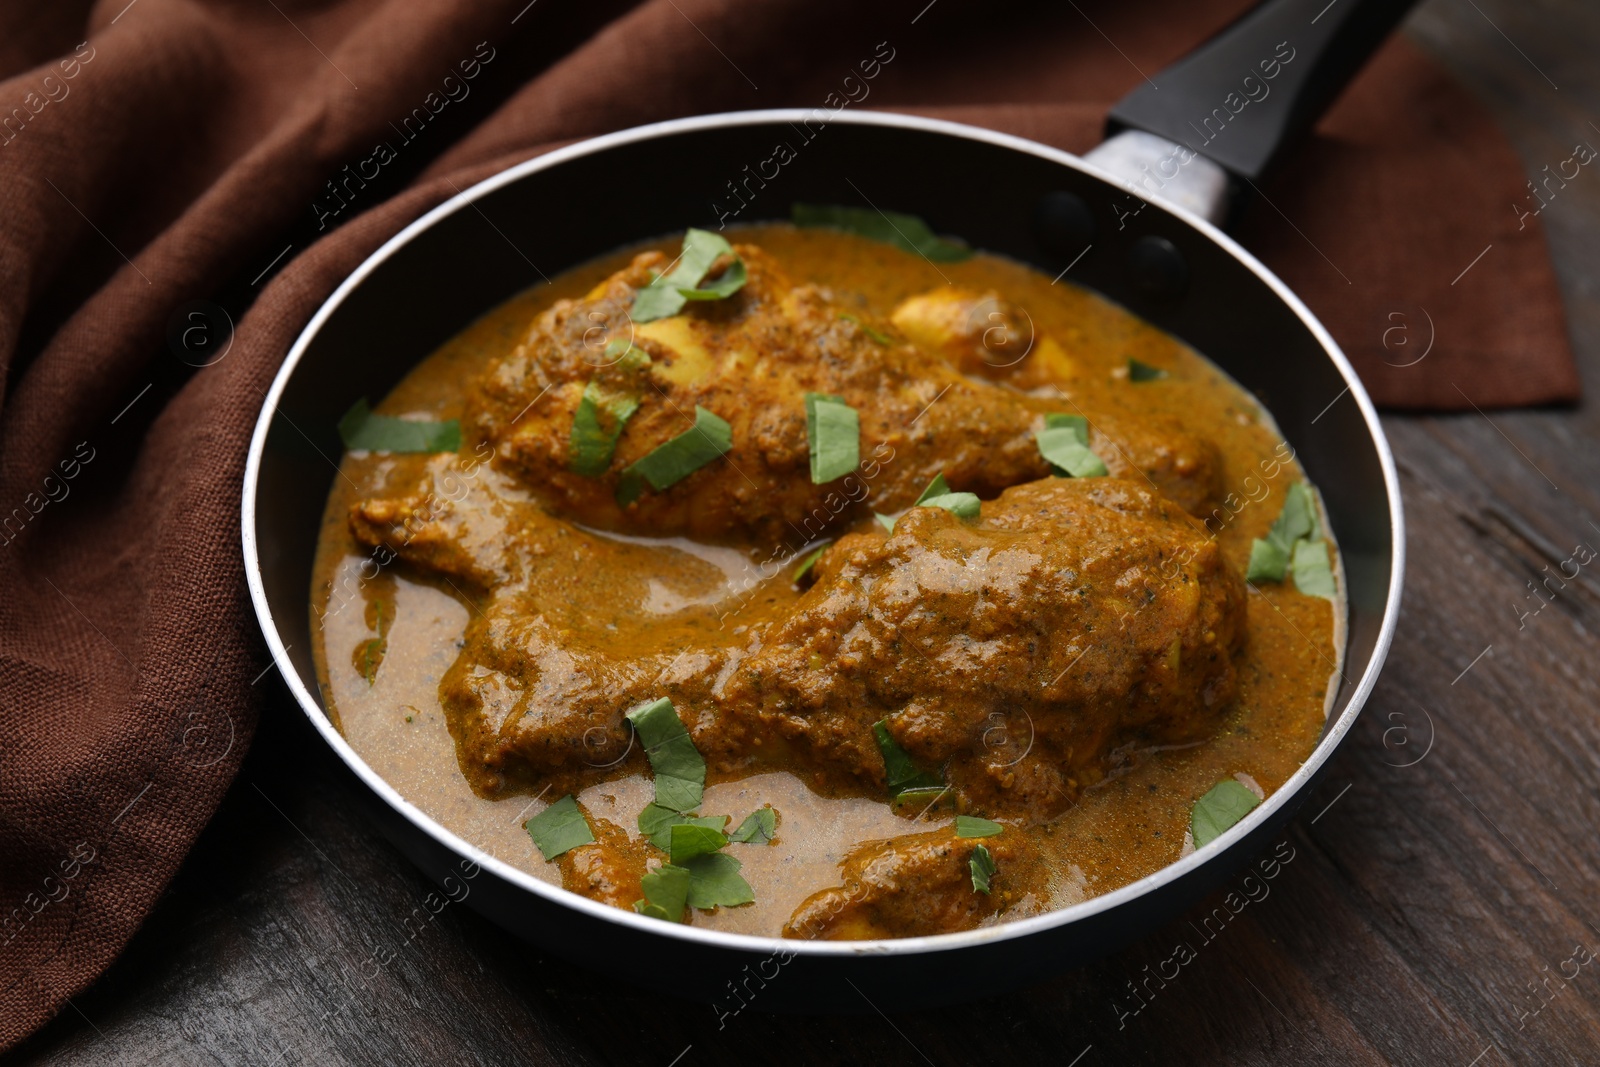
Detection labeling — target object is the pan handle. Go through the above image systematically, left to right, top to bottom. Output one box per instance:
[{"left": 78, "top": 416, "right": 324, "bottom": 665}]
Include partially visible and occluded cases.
[{"left": 1085, "top": 0, "right": 1419, "bottom": 222}]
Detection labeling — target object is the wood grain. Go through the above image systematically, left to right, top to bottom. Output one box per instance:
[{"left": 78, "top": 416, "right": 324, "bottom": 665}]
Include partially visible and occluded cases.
[{"left": 9, "top": 0, "right": 1600, "bottom": 1063}]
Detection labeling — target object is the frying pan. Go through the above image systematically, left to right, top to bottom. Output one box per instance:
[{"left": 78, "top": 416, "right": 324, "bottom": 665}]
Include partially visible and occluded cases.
[{"left": 243, "top": 0, "right": 1410, "bottom": 1011}]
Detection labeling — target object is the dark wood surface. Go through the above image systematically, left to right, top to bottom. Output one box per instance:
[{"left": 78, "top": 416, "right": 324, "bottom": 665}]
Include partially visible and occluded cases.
[{"left": 11, "top": 1, "right": 1600, "bottom": 1063}]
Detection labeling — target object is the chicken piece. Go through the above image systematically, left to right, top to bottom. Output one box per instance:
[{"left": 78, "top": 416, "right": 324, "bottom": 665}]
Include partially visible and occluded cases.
[
  {"left": 466, "top": 244, "right": 1216, "bottom": 550},
  {"left": 890, "top": 287, "right": 1222, "bottom": 514},
  {"left": 890, "top": 288, "right": 1035, "bottom": 375},
  {"left": 1088, "top": 412, "right": 1222, "bottom": 516},
  {"left": 346, "top": 455, "right": 514, "bottom": 589},
  {"left": 347, "top": 464, "right": 759, "bottom": 798},
  {"left": 352, "top": 467, "right": 1244, "bottom": 816},
  {"left": 718, "top": 477, "right": 1246, "bottom": 816},
  {"left": 556, "top": 814, "right": 653, "bottom": 910},
  {"left": 783, "top": 828, "right": 1045, "bottom": 940}
]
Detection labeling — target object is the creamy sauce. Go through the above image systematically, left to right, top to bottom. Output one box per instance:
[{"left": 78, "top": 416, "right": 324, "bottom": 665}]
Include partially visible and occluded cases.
[{"left": 311, "top": 225, "right": 1340, "bottom": 937}]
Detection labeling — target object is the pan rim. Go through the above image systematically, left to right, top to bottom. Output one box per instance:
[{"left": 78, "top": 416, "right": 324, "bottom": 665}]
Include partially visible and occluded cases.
[{"left": 242, "top": 107, "right": 1405, "bottom": 960}]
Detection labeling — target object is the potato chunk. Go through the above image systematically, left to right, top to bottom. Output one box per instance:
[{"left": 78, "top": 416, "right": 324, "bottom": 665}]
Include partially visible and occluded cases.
[{"left": 890, "top": 287, "right": 1034, "bottom": 375}]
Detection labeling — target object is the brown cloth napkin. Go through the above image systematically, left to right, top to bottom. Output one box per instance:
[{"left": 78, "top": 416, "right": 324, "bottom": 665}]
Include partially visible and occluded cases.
[{"left": 0, "top": 0, "right": 1578, "bottom": 1050}]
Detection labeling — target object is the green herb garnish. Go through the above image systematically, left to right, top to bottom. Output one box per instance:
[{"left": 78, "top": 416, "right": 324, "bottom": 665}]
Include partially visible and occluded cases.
[
  {"left": 792, "top": 203, "right": 972, "bottom": 261},
  {"left": 631, "top": 229, "right": 749, "bottom": 322},
  {"left": 680, "top": 262, "right": 747, "bottom": 301},
  {"left": 839, "top": 313, "right": 893, "bottom": 345},
  {"left": 607, "top": 337, "right": 652, "bottom": 371},
  {"left": 571, "top": 339, "right": 651, "bottom": 476},
  {"left": 1128, "top": 358, "right": 1168, "bottom": 381},
  {"left": 570, "top": 384, "right": 641, "bottom": 475},
  {"left": 805, "top": 393, "right": 860, "bottom": 484},
  {"left": 338, "top": 398, "right": 461, "bottom": 454},
  {"left": 616, "top": 406, "right": 733, "bottom": 505},
  {"left": 1036, "top": 413, "right": 1108, "bottom": 478},
  {"left": 911, "top": 473, "right": 980, "bottom": 520},
  {"left": 915, "top": 473, "right": 951, "bottom": 502},
  {"left": 1246, "top": 481, "right": 1332, "bottom": 597},
  {"left": 1274, "top": 481, "right": 1319, "bottom": 543},
  {"left": 918, "top": 492, "right": 980, "bottom": 519},
  {"left": 875, "top": 512, "right": 896, "bottom": 533},
  {"left": 1245, "top": 537, "right": 1289, "bottom": 583},
  {"left": 1292, "top": 538, "right": 1336, "bottom": 599},
  {"left": 792, "top": 542, "right": 831, "bottom": 583},
  {"left": 625, "top": 697, "right": 705, "bottom": 813},
  {"left": 872, "top": 719, "right": 942, "bottom": 796},
  {"left": 1190, "top": 779, "right": 1261, "bottom": 848},
  {"left": 633, "top": 782, "right": 757, "bottom": 918},
  {"left": 890, "top": 786, "right": 955, "bottom": 816},
  {"left": 524, "top": 795, "right": 596, "bottom": 861},
  {"left": 637, "top": 801, "right": 681, "bottom": 844},
  {"left": 637, "top": 804, "right": 725, "bottom": 849},
  {"left": 729, "top": 807, "right": 777, "bottom": 844},
  {"left": 954, "top": 815, "right": 1003, "bottom": 838},
  {"left": 636, "top": 822, "right": 756, "bottom": 919},
  {"left": 669, "top": 822, "right": 729, "bottom": 864},
  {"left": 970, "top": 844, "right": 997, "bottom": 894},
  {"left": 683, "top": 852, "right": 755, "bottom": 909},
  {"left": 633, "top": 854, "right": 754, "bottom": 921},
  {"left": 635, "top": 863, "right": 691, "bottom": 921}
]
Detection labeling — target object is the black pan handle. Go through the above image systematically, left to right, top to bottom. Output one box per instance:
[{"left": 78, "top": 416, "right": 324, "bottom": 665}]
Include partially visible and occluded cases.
[{"left": 1105, "top": 0, "right": 1420, "bottom": 183}]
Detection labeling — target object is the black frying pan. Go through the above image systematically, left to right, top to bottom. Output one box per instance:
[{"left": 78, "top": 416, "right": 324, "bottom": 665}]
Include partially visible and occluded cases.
[{"left": 243, "top": 0, "right": 1409, "bottom": 1012}]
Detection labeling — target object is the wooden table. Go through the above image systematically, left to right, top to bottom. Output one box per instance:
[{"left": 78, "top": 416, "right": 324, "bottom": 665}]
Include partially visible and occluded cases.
[{"left": 10, "top": 1, "right": 1600, "bottom": 1063}]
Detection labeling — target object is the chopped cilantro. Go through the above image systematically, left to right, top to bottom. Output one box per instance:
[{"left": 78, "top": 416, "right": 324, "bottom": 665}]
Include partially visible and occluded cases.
[
  {"left": 792, "top": 203, "right": 972, "bottom": 261},
  {"left": 631, "top": 229, "right": 749, "bottom": 322},
  {"left": 839, "top": 312, "right": 893, "bottom": 344},
  {"left": 571, "top": 340, "right": 651, "bottom": 476},
  {"left": 1128, "top": 358, "right": 1168, "bottom": 381},
  {"left": 570, "top": 384, "right": 641, "bottom": 478},
  {"left": 805, "top": 393, "right": 860, "bottom": 484},
  {"left": 338, "top": 398, "right": 461, "bottom": 454},
  {"left": 616, "top": 406, "right": 732, "bottom": 505},
  {"left": 1036, "top": 413, "right": 1108, "bottom": 478},
  {"left": 911, "top": 473, "right": 979, "bottom": 520},
  {"left": 915, "top": 473, "right": 952, "bottom": 503},
  {"left": 1273, "top": 481, "right": 1319, "bottom": 544},
  {"left": 1247, "top": 482, "right": 1333, "bottom": 597},
  {"left": 917, "top": 492, "right": 980, "bottom": 519},
  {"left": 1246, "top": 537, "right": 1290, "bottom": 583},
  {"left": 1292, "top": 538, "right": 1336, "bottom": 599},
  {"left": 792, "top": 542, "right": 831, "bottom": 584},
  {"left": 625, "top": 697, "right": 705, "bottom": 813},
  {"left": 872, "top": 719, "right": 942, "bottom": 796},
  {"left": 1190, "top": 779, "right": 1261, "bottom": 847},
  {"left": 890, "top": 786, "right": 955, "bottom": 817},
  {"left": 523, "top": 795, "right": 595, "bottom": 861},
  {"left": 638, "top": 804, "right": 724, "bottom": 849},
  {"left": 729, "top": 807, "right": 777, "bottom": 844},
  {"left": 635, "top": 813, "right": 758, "bottom": 915},
  {"left": 954, "top": 815, "right": 1003, "bottom": 838},
  {"left": 669, "top": 822, "right": 729, "bottom": 865},
  {"left": 970, "top": 844, "right": 997, "bottom": 894},
  {"left": 683, "top": 852, "right": 755, "bottom": 909},
  {"left": 635, "top": 863, "right": 691, "bottom": 922}
]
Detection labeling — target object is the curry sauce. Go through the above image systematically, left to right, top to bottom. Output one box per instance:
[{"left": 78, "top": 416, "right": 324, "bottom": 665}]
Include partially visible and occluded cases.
[{"left": 310, "top": 224, "right": 1342, "bottom": 939}]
